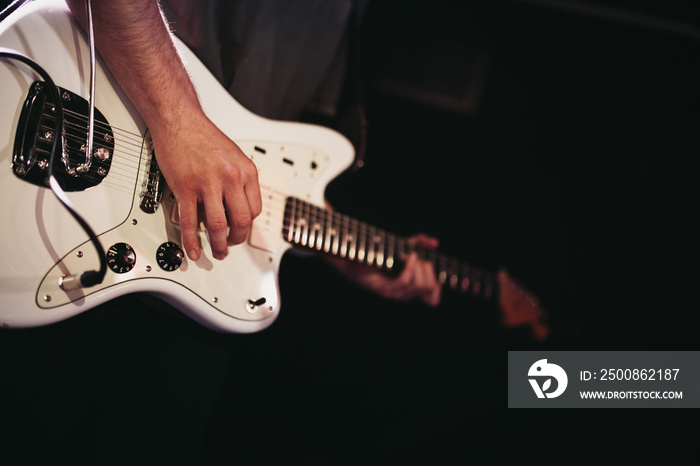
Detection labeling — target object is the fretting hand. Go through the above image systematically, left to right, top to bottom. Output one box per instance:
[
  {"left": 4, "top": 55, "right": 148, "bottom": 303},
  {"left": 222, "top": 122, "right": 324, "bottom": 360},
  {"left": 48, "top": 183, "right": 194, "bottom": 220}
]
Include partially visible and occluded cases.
[{"left": 327, "top": 233, "right": 442, "bottom": 307}]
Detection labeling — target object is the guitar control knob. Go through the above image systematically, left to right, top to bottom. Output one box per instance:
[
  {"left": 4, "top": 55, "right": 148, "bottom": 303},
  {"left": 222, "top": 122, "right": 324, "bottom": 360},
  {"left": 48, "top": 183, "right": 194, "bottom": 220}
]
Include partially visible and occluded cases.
[
  {"left": 106, "top": 242, "right": 136, "bottom": 274},
  {"left": 156, "top": 242, "right": 184, "bottom": 271}
]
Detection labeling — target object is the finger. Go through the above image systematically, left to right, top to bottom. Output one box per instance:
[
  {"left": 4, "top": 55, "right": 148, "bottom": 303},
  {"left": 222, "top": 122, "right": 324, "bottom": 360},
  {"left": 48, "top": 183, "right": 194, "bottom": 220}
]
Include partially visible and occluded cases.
[
  {"left": 244, "top": 174, "right": 263, "bottom": 219},
  {"left": 224, "top": 183, "right": 253, "bottom": 246},
  {"left": 203, "top": 192, "right": 230, "bottom": 260},
  {"left": 178, "top": 195, "right": 201, "bottom": 261},
  {"left": 409, "top": 233, "right": 439, "bottom": 250},
  {"left": 393, "top": 252, "right": 420, "bottom": 301},
  {"left": 397, "top": 253, "right": 441, "bottom": 306},
  {"left": 412, "top": 258, "right": 430, "bottom": 293},
  {"left": 411, "top": 259, "right": 439, "bottom": 307},
  {"left": 421, "top": 261, "right": 441, "bottom": 307}
]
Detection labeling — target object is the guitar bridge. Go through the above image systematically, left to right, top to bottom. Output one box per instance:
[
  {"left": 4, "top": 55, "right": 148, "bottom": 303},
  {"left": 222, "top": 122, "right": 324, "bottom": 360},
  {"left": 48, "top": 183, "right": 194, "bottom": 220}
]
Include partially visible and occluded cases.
[{"left": 12, "top": 81, "right": 114, "bottom": 191}]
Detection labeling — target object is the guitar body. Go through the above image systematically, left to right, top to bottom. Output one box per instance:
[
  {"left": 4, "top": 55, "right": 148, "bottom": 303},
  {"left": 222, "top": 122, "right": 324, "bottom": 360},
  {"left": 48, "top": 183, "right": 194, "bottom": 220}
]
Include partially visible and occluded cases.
[{"left": 0, "top": 0, "right": 354, "bottom": 333}]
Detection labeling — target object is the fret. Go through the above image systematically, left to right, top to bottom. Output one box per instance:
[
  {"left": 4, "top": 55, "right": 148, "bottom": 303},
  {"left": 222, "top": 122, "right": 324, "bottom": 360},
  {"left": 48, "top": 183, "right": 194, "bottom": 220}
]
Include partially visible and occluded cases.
[
  {"left": 283, "top": 197, "right": 291, "bottom": 242},
  {"left": 285, "top": 197, "right": 297, "bottom": 243},
  {"left": 289, "top": 198, "right": 299, "bottom": 244},
  {"left": 289, "top": 198, "right": 298, "bottom": 243},
  {"left": 299, "top": 200, "right": 308, "bottom": 247},
  {"left": 301, "top": 202, "right": 311, "bottom": 246},
  {"left": 307, "top": 202, "right": 317, "bottom": 249},
  {"left": 309, "top": 202, "right": 317, "bottom": 247},
  {"left": 310, "top": 204, "right": 323, "bottom": 251},
  {"left": 318, "top": 204, "right": 328, "bottom": 251},
  {"left": 316, "top": 207, "right": 326, "bottom": 251},
  {"left": 323, "top": 208, "right": 333, "bottom": 253},
  {"left": 331, "top": 210, "right": 340, "bottom": 256},
  {"left": 339, "top": 213, "right": 349, "bottom": 259},
  {"left": 347, "top": 218, "right": 358, "bottom": 261},
  {"left": 341, "top": 219, "right": 358, "bottom": 261},
  {"left": 315, "top": 222, "right": 324, "bottom": 250},
  {"left": 357, "top": 222, "right": 366, "bottom": 263},
  {"left": 366, "top": 226, "right": 376, "bottom": 266},
  {"left": 374, "top": 228, "right": 384, "bottom": 266},
  {"left": 375, "top": 231, "right": 385, "bottom": 268},
  {"left": 385, "top": 233, "right": 395, "bottom": 270},
  {"left": 435, "top": 255, "right": 446, "bottom": 285},
  {"left": 441, "top": 257, "right": 459, "bottom": 290},
  {"left": 447, "top": 259, "right": 459, "bottom": 290},
  {"left": 466, "top": 265, "right": 485, "bottom": 298},
  {"left": 463, "top": 266, "right": 473, "bottom": 292},
  {"left": 438, "top": 270, "right": 448, "bottom": 285},
  {"left": 449, "top": 273, "right": 459, "bottom": 289}
]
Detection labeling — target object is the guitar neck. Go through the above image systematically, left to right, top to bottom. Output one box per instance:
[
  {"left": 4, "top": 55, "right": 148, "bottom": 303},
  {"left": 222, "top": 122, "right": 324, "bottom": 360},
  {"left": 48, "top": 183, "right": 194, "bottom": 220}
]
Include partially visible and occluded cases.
[{"left": 282, "top": 197, "right": 497, "bottom": 302}]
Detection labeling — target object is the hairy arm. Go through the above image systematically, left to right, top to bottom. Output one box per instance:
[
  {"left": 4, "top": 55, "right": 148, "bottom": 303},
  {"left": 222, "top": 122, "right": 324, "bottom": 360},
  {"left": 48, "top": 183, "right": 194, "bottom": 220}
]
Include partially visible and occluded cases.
[{"left": 65, "top": 0, "right": 262, "bottom": 261}]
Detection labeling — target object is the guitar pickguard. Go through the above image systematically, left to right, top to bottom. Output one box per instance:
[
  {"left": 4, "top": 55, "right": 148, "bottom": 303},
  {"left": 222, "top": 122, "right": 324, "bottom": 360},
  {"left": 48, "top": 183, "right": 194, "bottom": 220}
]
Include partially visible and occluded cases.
[{"left": 36, "top": 137, "right": 334, "bottom": 331}]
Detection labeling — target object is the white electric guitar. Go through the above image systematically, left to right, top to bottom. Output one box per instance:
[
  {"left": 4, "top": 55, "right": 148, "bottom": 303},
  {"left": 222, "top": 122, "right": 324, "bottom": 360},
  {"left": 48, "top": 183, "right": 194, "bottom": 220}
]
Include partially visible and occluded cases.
[{"left": 0, "top": 0, "right": 548, "bottom": 338}]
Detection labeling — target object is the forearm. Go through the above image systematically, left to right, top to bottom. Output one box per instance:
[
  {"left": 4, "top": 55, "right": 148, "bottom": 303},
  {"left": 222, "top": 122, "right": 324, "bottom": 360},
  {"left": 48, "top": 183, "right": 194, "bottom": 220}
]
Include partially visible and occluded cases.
[{"left": 65, "top": 0, "right": 205, "bottom": 137}]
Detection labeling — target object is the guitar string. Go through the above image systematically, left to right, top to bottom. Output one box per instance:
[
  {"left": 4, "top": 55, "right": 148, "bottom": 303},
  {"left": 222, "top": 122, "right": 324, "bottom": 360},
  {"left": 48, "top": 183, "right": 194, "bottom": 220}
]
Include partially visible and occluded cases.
[
  {"left": 44, "top": 106, "right": 148, "bottom": 151},
  {"left": 45, "top": 107, "right": 150, "bottom": 158},
  {"left": 40, "top": 108, "right": 161, "bottom": 195},
  {"left": 43, "top": 108, "right": 147, "bottom": 159}
]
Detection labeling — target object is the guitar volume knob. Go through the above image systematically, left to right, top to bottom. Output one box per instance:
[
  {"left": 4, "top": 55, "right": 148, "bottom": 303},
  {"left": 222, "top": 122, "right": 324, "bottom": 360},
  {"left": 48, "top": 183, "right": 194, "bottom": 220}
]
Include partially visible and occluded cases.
[{"left": 156, "top": 242, "right": 184, "bottom": 271}]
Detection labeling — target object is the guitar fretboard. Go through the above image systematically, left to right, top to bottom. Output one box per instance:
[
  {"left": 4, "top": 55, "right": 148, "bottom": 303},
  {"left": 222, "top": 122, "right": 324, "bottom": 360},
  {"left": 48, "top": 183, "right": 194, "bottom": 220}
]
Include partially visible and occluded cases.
[{"left": 282, "top": 197, "right": 496, "bottom": 301}]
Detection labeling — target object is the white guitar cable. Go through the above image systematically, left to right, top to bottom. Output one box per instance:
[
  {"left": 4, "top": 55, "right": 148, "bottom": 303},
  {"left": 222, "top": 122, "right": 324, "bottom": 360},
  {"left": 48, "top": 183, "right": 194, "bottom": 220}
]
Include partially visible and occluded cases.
[
  {"left": 61, "top": 0, "right": 95, "bottom": 175},
  {"left": 84, "top": 0, "right": 96, "bottom": 174}
]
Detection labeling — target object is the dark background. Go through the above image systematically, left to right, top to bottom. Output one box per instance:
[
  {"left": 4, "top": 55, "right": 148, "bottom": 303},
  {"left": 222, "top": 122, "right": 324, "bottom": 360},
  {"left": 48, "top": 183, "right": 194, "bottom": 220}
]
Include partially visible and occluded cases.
[
  {"left": 3, "top": 0, "right": 699, "bottom": 463},
  {"left": 208, "top": 0, "right": 699, "bottom": 462},
  {"left": 218, "top": 0, "right": 698, "bottom": 462}
]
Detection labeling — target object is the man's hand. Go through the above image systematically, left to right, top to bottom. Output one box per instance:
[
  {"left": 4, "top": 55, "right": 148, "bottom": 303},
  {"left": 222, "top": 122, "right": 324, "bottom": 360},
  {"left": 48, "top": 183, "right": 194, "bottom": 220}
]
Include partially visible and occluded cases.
[{"left": 151, "top": 112, "right": 261, "bottom": 261}]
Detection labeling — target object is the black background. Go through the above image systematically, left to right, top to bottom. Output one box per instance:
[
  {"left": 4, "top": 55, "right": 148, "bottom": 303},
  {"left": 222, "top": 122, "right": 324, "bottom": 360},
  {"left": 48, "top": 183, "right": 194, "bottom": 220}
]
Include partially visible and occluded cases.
[{"left": 208, "top": 0, "right": 699, "bottom": 462}]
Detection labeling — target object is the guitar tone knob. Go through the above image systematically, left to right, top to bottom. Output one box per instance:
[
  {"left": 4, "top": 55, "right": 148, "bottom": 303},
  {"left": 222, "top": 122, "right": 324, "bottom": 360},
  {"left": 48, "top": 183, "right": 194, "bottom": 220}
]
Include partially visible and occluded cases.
[
  {"left": 106, "top": 242, "right": 136, "bottom": 274},
  {"left": 156, "top": 242, "right": 184, "bottom": 271}
]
